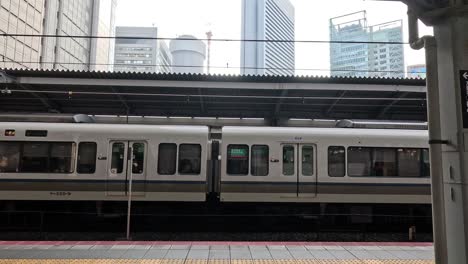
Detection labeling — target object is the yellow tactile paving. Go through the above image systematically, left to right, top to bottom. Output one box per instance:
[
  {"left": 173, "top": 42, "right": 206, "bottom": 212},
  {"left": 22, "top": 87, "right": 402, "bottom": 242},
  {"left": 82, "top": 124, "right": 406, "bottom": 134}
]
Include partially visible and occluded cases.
[
  {"left": 0, "top": 260, "right": 436, "bottom": 264},
  {"left": 159, "top": 260, "right": 185, "bottom": 264},
  {"left": 185, "top": 260, "right": 208, "bottom": 264},
  {"left": 208, "top": 260, "right": 230, "bottom": 264},
  {"left": 231, "top": 260, "right": 253, "bottom": 264},
  {"left": 252, "top": 260, "right": 271, "bottom": 264},
  {"left": 273, "top": 260, "right": 297, "bottom": 264},
  {"left": 294, "top": 260, "right": 318, "bottom": 264}
]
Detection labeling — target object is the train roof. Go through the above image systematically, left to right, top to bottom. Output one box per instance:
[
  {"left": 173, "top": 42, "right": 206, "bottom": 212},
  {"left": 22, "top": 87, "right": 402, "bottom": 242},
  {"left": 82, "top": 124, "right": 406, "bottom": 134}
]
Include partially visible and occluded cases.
[
  {"left": 0, "top": 122, "right": 209, "bottom": 136},
  {"left": 222, "top": 126, "right": 428, "bottom": 139}
]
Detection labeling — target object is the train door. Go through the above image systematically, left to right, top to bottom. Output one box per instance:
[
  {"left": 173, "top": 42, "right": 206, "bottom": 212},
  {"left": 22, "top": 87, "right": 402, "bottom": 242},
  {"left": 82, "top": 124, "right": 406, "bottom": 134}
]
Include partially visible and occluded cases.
[
  {"left": 107, "top": 141, "right": 147, "bottom": 196},
  {"left": 281, "top": 144, "right": 317, "bottom": 198}
]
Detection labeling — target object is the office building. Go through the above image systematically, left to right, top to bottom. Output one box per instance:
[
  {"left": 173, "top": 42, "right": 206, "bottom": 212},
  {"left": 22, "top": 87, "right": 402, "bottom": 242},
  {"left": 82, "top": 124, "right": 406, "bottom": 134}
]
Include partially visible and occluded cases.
[
  {"left": 0, "top": 0, "right": 45, "bottom": 69},
  {"left": 0, "top": 0, "right": 116, "bottom": 71},
  {"left": 41, "top": 0, "right": 117, "bottom": 71},
  {"left": 90, "top": 0, "right": 118, "bottom": 71},
  {"left": 241, "top": 0, "right": 295, "bottom": 76},
  {"left": 329, "top": 11, "right": 370, "bottom": 77},
  {"left": 330, "top": 11, "right": 405, "bottom": 78},
  {"left": 368, "top": 21, "right": 405, "bottom": 78},
  {"left": 114, "top": 27, "right": 171, "bottom": 73},
  {"left": 170, "top": 35, "right": 206, "bottom": 74},
  {"left": 157, "top": 41, "right": 171, "bottom": 73},
  {"left": 407, "top": 64, "right": 426, "bottom": 78}
]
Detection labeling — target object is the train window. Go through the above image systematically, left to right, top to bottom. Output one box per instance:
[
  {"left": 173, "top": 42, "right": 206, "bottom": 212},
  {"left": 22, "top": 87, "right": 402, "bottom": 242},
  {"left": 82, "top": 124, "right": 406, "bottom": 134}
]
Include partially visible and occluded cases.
[
  {"left": 0, "top": 142, "right": 20, "bottom": 172},
  {"left": 21, "top": 142, "right": 49, "bottom": 173},
  {"left": 77, "top": 142, "right": 97, "bottom": 174},
  {"left": 110, "top": 142, "right": 125, "bottom": 174},
  {"left": 50, "top": 143, "right": 75, "bottom": 173},
  {"left": 132, "top": 143, "right": 145, "bottom": 174},
  {"left": 158, "top": 143, "right": 177, "bottom": 175},
  {"left": 178, "top": 144, "right": 201, "bottom": 175},
  {"left": 227, "top": 145, "right": 249, "bottom": 175},
  {"left": 251, "top": 145, "right": 269, "bottom": 176},
  {"left": 282, "top": 145, "right": 295, "bottom": 176},
  {"left": 302, "top": 146, "right": 314, "bottom": 176},
  {"left": 328, "top": 146, "right": 345, "bottom": 177},
  {"left": 348, "top": 147, "right": 372, "bottom": 176},
  {"left": 348, "top": 147, "right": 397, "bottom": 177},
  {"left": 372, "top": 148, "right": 397, "bottom": 176},
  {"left": 397, "top": 148, "right": 421, "bottom": 177},
  {"left": 397, "top": 148, "right": 430, "bottom": 177},
  {"left": 422, "top": 149, "right": 430, "bottom": 177}
]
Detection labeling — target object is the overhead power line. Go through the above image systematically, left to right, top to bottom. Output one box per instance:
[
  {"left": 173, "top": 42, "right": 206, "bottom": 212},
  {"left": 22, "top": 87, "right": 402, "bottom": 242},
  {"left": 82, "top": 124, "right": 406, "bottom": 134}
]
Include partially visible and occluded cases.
[{"left": 0, "top": 33, "right": 409, "bottom": 45}]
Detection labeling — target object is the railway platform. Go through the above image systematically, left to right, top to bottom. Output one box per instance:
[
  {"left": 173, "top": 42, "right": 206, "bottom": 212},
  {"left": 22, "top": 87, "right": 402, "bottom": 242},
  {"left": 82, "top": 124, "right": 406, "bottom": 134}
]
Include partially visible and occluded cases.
[{"left": 0, "top": 241, "right": 434, "bottom": 263}]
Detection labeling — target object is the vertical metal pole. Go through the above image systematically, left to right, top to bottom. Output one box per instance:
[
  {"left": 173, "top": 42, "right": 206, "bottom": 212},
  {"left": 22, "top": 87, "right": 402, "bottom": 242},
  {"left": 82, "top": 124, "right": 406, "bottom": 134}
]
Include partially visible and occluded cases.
[
  {"left": 407, "top": 9, "right": 448, "bottom": 263},
  {"left": 424, "top": 37, "right": 448, "bottom": 264},
  {"left": 126, "top": 145, "right": 133, "bottom": 241}
]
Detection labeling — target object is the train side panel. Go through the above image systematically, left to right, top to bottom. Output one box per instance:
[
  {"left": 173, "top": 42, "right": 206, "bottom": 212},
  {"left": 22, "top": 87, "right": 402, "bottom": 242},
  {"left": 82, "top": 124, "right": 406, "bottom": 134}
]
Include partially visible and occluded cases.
[
  {"left": 0, "top": 123, "right": 209, "bottom": 201},
  {"left": 219, "top": 126, "right": 431, "bottom": 204}
]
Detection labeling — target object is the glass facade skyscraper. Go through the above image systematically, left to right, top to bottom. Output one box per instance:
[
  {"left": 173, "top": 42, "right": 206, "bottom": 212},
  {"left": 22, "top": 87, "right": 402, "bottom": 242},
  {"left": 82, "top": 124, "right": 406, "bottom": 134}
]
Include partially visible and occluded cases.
[
  {"left": 241, "top": 0, "right": 295, "bottom": 76},
  {"left": 329, "top": 11, "right": 404, "bottom": 78},
  {"left": 329, "top": 11, "right": 369, "bottom": 77},
  {"left": 368, "top": 21, "right": 405, "bottom": 78}
]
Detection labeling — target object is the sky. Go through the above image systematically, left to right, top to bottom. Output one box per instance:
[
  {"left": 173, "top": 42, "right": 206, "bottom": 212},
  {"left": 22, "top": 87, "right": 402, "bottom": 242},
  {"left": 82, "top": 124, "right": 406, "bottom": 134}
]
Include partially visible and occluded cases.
[{"left": 115, "top": 0, "right": 433, "bottom": 76}]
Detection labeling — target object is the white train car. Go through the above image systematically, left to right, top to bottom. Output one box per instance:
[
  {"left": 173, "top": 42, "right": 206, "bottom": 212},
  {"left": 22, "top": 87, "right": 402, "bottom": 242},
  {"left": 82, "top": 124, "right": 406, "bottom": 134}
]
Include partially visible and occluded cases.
[
  {"left": 0, "top": 122, "right": 431, "bottom": 206},
  {"left": 0, "top": 123, "right": 209, "bottom": 201},
  {"left": 220, "top": 126, "right": 431, "bottom": 204}
]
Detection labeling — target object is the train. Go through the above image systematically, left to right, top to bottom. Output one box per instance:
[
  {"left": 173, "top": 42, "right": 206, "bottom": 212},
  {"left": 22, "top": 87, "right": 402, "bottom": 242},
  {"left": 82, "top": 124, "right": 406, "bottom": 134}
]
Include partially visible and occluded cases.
[
  {"left": 0, "top": 119, "right": 432, "bottom": 232},
  {"left": 0, "top": 122, "right": 433, "bottom": 224}
]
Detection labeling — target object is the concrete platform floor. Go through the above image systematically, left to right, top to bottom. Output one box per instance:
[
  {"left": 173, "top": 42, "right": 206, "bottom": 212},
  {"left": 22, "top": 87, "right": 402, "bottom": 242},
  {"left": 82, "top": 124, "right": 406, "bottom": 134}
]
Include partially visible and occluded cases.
[{"left": 0, "top": 241, "right": 435, "bottom": 263}]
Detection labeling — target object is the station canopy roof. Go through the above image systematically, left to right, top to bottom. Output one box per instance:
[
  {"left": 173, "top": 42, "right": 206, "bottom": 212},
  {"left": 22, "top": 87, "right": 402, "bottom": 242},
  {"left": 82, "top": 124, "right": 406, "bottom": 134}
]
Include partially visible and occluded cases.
[{"left": 0, "top": 69, "right": 428, "bottom": 123}]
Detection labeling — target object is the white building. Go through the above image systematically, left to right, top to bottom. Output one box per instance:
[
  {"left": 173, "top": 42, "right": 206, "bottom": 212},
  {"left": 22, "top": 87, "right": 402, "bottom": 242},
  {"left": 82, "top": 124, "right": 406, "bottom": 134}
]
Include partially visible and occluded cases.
[
  {"left": 0, "top": 0, "right": 45, "bottom": 69},
  {"left": 0, "top": 0, "right": 116, "bottom": 71},
  {"left": 41, "top": 0, "right": 117, "bottom": 71},
  {"left": 90, "top": 0, "right": 118, "bottom": 71},
  {"left": 240, "top": 0, "right": 295, "bottom": 76},
  {"left": 114, "top": 27, "right": 171, "bottom": 73},
  {"left": 170, "top": 35, "right": 206, "bottom": 74},
  {"left": 157, "top": 41, "right": 172, "bottom": 73}
]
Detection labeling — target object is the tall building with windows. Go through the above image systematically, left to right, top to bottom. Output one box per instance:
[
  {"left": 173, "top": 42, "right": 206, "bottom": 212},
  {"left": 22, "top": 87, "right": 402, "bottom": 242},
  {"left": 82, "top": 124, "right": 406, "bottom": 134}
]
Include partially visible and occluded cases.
[
  {"left": 0, "top": 0, "right": 45, "bottom": 69},
  {"left": 0, "top": 0, "right": 116, "bottom": 71},
  {"left": 41, "top": 0, "right": 117, "bottom": 71},
  {"left": 90, "top": 0, "right": 118, "bottom": 71},
  {"left": 241, "top": 0, "right": 295, "bottom": 76},
  {"left": 329, "top": 11, "right": 404, "bottom": 78},
  {"left": 329, "top": 11, "right": 370, "bottom": 77},
  {"left": 368, "top": 21, "right": 404, "bottom": 78},
  {"left": 114, "top": 27, "right": 171, "bottom": 73},
  {"left": 156, "top": 40, "right": 171, "bottom": 73}
]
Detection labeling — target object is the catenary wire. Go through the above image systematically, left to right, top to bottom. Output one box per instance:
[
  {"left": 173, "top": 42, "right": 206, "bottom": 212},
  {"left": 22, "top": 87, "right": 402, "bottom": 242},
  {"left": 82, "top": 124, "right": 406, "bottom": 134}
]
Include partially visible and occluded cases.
[{"left": 0, "top": 33, "right": 410, "bottom": 45}]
